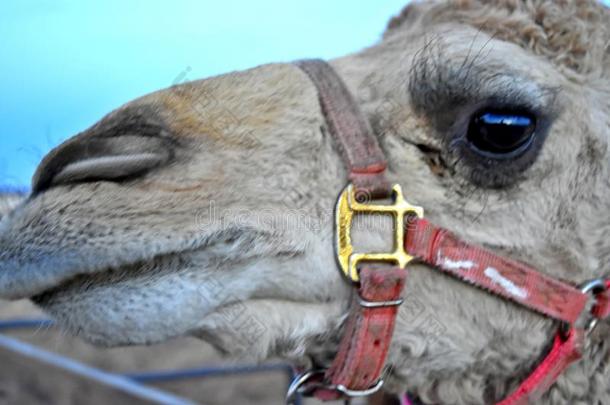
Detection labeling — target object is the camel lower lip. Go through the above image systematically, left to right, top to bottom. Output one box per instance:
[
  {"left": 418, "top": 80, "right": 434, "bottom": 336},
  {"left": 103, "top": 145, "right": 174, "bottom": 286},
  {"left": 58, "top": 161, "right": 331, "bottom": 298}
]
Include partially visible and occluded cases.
[
  {"left": 0, "top": 224, "right": 220, "bottom": 301},
  {"left": 27, "top": 246, "right": 210, "bottom": 305},
  {"left": 0, "top": 252, "right": 158, "bottom": 301},
  {"left": 28, "top": 253, "right": 177, "bottom": 305},
  {"left": 30, "top": 267, "right": 131, "bottom": 305}
]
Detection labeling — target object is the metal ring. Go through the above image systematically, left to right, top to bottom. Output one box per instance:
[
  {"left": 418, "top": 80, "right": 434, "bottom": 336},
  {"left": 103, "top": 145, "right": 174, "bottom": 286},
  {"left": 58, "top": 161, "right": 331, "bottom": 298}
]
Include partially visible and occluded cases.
[
  {"left": 560, "top": 278, "right": 608, "bottom": 339},
  {"left": 580, "top": 278, "right": 608, "bottom": 334},
  {"left": 580, "top": 278, "right": 607, "bottom": 294},
  {"left": 358, "top": 298, "right": 404, "bottom": 308},
  {"left": 286, "top": 369, "right": 384, "bottom": 403},
  {"left": 286, "top": 370, "right": 325, "bottom": 403},
  {"left": 335, "top": 379, "right": 385, "bottom": 397}
]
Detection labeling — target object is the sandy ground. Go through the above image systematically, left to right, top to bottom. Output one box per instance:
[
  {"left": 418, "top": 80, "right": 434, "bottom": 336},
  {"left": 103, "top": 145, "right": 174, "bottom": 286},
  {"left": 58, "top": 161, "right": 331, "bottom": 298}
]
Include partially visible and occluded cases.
[{"left": 0, "top": 299, "right": 332, "bottom": 405}]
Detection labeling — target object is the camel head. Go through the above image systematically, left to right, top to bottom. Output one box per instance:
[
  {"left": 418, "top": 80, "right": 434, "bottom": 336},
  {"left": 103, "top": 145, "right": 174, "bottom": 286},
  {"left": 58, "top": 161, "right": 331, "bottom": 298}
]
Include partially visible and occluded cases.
[{"left": 1, "top": 0, "right": 609, "bottom": 403}]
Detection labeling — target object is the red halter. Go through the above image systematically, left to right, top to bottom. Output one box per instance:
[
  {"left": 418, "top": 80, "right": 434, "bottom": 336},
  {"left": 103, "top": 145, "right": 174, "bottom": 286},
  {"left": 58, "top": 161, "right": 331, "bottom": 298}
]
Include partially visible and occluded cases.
[{"left": 289, "top": 59, "right": 609, "bottom": 404}]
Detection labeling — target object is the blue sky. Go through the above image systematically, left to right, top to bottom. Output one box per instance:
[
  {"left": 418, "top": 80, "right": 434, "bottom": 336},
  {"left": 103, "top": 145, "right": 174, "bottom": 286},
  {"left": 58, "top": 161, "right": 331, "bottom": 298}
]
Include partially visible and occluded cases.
[
  {"left": 0, "top": 0, "right": 406, "bottom": 188},
  {"left": 1, "top": 1, "right": 608, "bottom": 188}
]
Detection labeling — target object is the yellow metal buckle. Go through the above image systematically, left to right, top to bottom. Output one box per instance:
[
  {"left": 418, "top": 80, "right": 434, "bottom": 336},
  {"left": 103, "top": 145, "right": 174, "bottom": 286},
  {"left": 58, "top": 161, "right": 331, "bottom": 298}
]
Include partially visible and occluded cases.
[{"left": 335, "top": 184, "right": 424, "bottom": 282}]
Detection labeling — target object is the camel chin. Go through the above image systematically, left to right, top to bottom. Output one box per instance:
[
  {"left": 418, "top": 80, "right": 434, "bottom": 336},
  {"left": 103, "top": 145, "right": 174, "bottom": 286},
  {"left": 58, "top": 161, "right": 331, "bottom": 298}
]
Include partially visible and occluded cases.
[{"left": 29, "top": 254, "right": 205, "bottom": 347}]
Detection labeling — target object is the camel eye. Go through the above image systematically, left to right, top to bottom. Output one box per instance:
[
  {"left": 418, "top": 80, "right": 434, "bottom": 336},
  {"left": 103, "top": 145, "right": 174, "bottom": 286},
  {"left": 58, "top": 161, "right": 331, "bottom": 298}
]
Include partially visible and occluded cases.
[{"left": 467, "top": 110, "right": 536, "bottom": 157}]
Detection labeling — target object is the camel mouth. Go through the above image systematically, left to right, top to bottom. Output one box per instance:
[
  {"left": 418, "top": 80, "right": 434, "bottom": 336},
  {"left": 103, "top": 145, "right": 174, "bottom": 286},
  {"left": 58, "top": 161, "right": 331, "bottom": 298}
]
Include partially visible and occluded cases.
[
  {"left": 0, "top": 179, "right": 286, "bottom": 303},
  {"left": 0, "top": 214, "right": 229, "bottom": 301},
  {"left": 0, "top": 235, "right": 190, "bottom": 301},
  {"left": 19, "top": 245, "right": 296, "bottom": 348},
  {"left": 21, "top": 249, "right": 226, "bottom": 347},
  {"left": 29, "top": 253, "right": 172, "bottom": 305}
]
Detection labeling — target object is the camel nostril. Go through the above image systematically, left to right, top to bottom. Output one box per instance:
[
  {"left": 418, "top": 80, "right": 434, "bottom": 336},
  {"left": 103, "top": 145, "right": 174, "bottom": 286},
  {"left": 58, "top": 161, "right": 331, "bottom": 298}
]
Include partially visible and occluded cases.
[{"left": 32, "top": 134, "right": 173, "bottom": 194}]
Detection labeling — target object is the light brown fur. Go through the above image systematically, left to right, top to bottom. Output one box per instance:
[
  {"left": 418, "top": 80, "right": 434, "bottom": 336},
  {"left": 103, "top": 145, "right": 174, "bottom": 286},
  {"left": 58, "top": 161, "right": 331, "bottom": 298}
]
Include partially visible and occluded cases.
[
  {"left": 387, "top": 0, "right": 610, "bottom": 78},
  {"left": 0, "top": 1, "right": 609, "bottom": 403}
]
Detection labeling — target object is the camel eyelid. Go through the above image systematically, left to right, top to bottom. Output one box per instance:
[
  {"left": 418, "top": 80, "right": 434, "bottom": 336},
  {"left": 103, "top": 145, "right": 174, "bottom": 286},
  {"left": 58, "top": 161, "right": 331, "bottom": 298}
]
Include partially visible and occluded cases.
[{"left": 408, "top": 39, "right": 558, "bottom": 122}]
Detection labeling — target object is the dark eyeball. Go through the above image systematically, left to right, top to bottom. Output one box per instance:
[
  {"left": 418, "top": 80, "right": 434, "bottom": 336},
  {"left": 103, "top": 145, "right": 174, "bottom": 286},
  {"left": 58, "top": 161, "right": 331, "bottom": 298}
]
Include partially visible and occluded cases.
[{"left": 466, "top": 110, "right": 536, "bottom": 158}]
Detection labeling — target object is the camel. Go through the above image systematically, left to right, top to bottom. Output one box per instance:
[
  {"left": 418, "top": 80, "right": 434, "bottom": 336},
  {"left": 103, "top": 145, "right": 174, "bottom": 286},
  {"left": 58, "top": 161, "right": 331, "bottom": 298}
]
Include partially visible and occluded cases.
[{"left": 0, "top": 0, "right": 609, "bottom": 403}]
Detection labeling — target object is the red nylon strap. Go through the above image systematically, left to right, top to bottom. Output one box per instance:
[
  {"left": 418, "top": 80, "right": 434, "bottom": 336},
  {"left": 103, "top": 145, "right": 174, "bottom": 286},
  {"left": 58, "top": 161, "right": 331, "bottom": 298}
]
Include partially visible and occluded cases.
[
  {"left": 295, "top": 59, "right": 391, "bottom": 198},
  {"left": 405, "top": 218, "right": 588, "bottom": 324},
  {"left": 314, "top": 267, "right": 407, "bottom": 401},
  {"left": 499, "top": 282, "right": 608, "bottom": 404},
  {"left": 399, "top": 328, "right": 585, "bottom": 405},
  {"left": 497, "top": 329, "right": 584, "bottom": 405}
]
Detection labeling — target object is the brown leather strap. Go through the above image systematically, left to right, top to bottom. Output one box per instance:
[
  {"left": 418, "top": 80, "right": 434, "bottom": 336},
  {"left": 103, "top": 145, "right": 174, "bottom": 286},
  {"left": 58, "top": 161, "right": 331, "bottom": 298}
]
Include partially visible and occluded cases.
[{"left": 295, "top": 59, "right": 391, "bottom": 198}]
